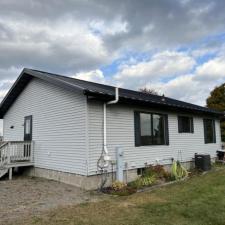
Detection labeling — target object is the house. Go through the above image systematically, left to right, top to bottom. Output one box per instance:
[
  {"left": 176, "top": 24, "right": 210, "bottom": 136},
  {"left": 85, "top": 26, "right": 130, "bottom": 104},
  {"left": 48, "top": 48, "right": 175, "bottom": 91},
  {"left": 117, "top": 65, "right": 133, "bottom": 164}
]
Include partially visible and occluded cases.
[{"left": 0, "top": 68, "right": 223, "bottom": 189}]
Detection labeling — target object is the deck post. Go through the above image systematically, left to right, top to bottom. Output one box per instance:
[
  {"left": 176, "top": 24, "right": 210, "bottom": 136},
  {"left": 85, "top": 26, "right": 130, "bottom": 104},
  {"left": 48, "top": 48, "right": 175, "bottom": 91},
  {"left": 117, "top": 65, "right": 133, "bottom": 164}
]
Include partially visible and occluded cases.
[
  {"left": 31, "top": 141, "right": 34, "bottom": 162},
  {"left": 7, "top": 142, "right": 11, "bottom": 164},
  {"left": 9, "top": 168, "right": 12, "bottom": 180}
]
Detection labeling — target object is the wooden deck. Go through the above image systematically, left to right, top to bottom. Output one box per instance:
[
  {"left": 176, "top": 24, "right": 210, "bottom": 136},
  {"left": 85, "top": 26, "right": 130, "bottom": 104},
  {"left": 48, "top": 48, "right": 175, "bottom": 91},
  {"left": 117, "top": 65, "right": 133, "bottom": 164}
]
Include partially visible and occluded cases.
[{"left": 0, "top": 141, "right": 34, "bottom": 179}]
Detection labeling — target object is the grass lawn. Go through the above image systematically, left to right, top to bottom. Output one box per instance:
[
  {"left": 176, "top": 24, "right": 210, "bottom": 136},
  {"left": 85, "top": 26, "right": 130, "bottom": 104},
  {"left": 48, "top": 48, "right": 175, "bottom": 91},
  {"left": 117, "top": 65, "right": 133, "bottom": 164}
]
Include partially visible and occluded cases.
[{"left": 13, "top": 167, "right": 225, "bottom": 225}]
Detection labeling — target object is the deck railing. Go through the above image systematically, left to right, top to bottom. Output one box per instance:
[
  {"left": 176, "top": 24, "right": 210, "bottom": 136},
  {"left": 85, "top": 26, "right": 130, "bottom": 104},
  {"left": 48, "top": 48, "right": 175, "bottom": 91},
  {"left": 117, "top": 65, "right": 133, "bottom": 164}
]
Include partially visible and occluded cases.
[
  {"left": 0, "top": 141, "right": 34, "bottom": 166},
  {"left": 0, "top": 142, "right": 9, "bottom": 167}
]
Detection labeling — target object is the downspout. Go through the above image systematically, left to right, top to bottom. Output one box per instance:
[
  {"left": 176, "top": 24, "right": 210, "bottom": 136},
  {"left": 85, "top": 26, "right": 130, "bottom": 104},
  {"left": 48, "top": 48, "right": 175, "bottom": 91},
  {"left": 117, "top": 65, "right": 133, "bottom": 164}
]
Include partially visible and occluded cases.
[{"left": 102, "top": 87, "right": 119, "bottom": 168}]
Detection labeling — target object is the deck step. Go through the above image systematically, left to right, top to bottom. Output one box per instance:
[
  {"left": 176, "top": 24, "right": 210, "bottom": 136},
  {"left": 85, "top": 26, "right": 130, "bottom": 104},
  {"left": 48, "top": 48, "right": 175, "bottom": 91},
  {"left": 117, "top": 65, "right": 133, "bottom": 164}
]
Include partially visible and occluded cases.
[{"left": 0, "top": 168, "right": 8, "bottom": 179}]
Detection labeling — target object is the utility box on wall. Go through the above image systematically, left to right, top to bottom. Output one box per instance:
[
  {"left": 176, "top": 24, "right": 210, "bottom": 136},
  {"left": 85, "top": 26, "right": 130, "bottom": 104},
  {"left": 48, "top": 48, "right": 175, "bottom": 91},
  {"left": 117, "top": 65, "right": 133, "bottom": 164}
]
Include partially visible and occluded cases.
[
  {"left": 116, "top": 147, "right": 124, "bottom": 182},
  {"left": 195, "top": 154, "right": 211, "bottom": 171}
]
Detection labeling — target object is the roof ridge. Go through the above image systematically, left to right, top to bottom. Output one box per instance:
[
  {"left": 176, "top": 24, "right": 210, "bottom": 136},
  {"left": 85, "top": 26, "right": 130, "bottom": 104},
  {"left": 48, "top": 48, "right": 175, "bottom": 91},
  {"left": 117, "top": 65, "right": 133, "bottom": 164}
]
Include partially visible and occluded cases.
[
  {"left": 29, "top": 68, "right": 116, "bottom": 89},
  {"left": 27, "top": 69, "right": 86, "bottom": 91}
]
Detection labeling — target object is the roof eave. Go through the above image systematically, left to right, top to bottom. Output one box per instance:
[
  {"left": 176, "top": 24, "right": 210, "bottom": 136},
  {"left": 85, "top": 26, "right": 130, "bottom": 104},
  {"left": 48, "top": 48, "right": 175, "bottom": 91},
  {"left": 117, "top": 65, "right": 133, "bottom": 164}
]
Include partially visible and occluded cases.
[
  {"left": 0, "top": 68, "right": 85, "bottom": 119},
  {"left": 84, "top": 90, "right": 223, "bottom": 117}
]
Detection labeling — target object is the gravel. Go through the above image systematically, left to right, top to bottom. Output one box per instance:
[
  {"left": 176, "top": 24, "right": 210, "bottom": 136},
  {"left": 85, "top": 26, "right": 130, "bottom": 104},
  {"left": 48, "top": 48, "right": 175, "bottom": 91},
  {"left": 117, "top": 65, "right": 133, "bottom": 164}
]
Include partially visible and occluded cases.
[{"left": 0, "top": 176, "right": 105, "bottom": 224}]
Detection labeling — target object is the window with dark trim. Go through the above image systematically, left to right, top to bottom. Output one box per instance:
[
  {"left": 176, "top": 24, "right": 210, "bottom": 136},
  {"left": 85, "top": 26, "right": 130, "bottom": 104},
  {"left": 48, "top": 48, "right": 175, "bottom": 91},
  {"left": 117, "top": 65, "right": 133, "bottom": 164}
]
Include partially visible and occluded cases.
[
  {"left": 134, "top": 111, "right": 169, "bottom": 146},
  {"left": 178, "top": 116, "right": 194, "bottom": 133},
  {"left": 203, "top": 119, "right": 216, "bottom": 144}
]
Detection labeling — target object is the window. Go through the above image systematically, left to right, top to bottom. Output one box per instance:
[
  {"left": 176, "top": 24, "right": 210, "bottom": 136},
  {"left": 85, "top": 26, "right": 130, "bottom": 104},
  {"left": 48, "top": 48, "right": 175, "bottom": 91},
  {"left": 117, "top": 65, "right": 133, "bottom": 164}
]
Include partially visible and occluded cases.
[
  {"left": 134, "top": 112, "right": 169, "bottom": 146},
  {"left": 140, "top": 113, "right": 151, "bottom": 145},
  {"left": 24, "top": 115, "right": 32, "bottom": 141},
  {"left": 178, "top": 116, "right": 194, "bottom": 133},
  {"left": 25, "top": 119, "right": 31, "bottom": 135},
  {"left": 203, "top": 119, "right": 216, "bottom": 144},
  {"left": 137, "top": 168, "right": 146, "bottom": 176}
]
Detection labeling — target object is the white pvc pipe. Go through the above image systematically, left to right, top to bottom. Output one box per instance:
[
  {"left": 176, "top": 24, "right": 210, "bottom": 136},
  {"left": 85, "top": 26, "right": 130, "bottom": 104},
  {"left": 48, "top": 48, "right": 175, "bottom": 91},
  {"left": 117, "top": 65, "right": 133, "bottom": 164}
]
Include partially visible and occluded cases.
[
  {"left": 103, "top": 87, "right": 119, "bottom": 165},
  {"left": 103, "top": 103, "right": 108, "bottom": 155}
]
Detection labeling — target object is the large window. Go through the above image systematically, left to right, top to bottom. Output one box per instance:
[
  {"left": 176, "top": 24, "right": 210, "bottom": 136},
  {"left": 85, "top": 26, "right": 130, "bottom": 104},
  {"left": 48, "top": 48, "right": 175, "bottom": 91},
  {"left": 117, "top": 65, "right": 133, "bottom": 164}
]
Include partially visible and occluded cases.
[
  {"left": 134, "top": 112, "right": 169, "bottom": 146},
  {"left": 178, "top": 116, "right": 194, "bottom": 133},
  {"left": 203, "top": 119, "right": 216, "bottom": 144}
]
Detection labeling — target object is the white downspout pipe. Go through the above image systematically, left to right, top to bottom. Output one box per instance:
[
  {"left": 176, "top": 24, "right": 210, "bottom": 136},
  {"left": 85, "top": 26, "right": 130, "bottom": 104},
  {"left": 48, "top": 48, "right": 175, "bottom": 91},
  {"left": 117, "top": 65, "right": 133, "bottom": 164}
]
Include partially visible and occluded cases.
[
  {"left": 103, "top": 87, "right": 119, "bottom": 167},
  {"left": 107, "top": 87, "right": 119, "bottom": 105}
]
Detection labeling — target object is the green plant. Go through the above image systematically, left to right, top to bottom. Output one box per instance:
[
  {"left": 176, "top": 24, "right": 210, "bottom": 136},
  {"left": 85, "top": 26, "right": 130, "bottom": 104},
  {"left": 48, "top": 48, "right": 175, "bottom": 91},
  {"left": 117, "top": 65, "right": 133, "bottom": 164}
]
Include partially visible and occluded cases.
[
  {"left": 171, "top": 160, "right": 188, "bottom": 180},
  {"left": 143, "top": 165, "right": 158, "bottom": 177},
  {"left": 144, "top": 165, "right": 173, "bottom": 181},
  {"left": 162, "top": 170, "right": 174, "bottom": 181},
  {"left": 128, "top": 175, "right": 156, "bottom": 189},
  {"left": 140, "top": 176, "right": 156, "bottom": 186},
  {"left": 127, "top": 180, "right": 141, "bottom": 189},
  {"left": 111, "top": 181, "right": 127, "bottom": 191}
]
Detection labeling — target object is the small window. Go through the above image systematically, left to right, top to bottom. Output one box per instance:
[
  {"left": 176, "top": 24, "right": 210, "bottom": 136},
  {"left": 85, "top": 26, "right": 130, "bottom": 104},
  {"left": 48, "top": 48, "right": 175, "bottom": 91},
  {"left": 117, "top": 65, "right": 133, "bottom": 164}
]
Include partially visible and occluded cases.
[
  {"left": 134, "top": 111, "right": 169, "bottom": 146},
  {"left": 178, "top": 116, "right": 194, "bottom": 133},
  {"left": 203, "top": 119, "right": 216, "bottom": 144},
  {"left": 137, "top": 168, "right": 146, "bottom": 176}
]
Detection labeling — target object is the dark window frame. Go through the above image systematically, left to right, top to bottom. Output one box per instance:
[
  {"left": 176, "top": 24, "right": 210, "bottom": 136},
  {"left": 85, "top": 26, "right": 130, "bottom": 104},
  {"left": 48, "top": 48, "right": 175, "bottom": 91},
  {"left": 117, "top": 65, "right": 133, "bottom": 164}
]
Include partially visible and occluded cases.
[
  {"left": 134, "top": 111, "right": 169, "bottom": 147},
  {"left": 178, "top": 115, "right": 194, "bottom": 133},
  {"left": 203, "top": 118, "right": 216, "bottom": 144}
]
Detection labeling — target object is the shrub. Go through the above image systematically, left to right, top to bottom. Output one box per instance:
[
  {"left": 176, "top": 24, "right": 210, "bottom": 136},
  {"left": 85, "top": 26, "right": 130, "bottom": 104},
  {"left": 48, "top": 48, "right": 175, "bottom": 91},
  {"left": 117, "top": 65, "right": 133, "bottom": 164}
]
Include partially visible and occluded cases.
[
  {"left": 144, "top": 165, "right": 173, "bottom": 181},
  {"left": 163, "top": 170, "right": 175, "bottom": 181},
  {"left": 128, "top": 175, "right": 156, "bottom": 189},
  {"left": 139, "top": 175, "right": 156, "bottom": 186},
  {"left": 102, "top": 181, "right": 137, "bottom": 196},
  {"left": 112, "top": 181, "right": 127, "bottom": 191},
  {"left": 113, "top": 186, "right": 137, "bottom": 196}
]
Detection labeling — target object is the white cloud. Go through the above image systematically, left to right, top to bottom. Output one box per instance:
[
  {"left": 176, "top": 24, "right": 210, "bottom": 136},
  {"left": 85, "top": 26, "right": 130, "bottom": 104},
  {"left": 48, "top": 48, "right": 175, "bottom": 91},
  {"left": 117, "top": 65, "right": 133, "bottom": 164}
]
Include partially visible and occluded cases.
[
  {"left": 189, "top": 2, "right": 215, "bottom": 17},
  {"left": 0, "top": 17, "right": 110, "bottom": 73},
  {"left": 89, "top": 18, "right": 129, "bottom": 36},
  {"left": 111, "top": 51, "right": 225, "bottom": 106},
  {"left": 114, "top": 51, "right": 196, "bottom": 88},
  {"left": 116, "top": 51, "right": 195, "bottom": 79},
  {"left": 144, "top": 55, "right": 225, "bottom": 106},
  {"left": 195, "top": 55, "right": 225, "bottom": 81},
  {"left": 73, "top": 69, "right": 106, "bottom": 84},
  {"left": 148, "top": 75, "right": 205, "bottom": 105},
  {"left": 0, "top": 79, "right": 14, "bottom": 137},
  {"left": 0, "top": 87, "right": 10, "bottom": 100}
]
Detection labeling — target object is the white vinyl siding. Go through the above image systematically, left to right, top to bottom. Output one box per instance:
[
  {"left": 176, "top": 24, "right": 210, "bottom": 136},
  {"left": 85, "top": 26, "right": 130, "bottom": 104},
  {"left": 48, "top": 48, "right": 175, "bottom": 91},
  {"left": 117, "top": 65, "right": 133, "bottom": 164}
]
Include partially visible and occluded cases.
[
  {"left": 3, "top": 78, "right": 87, "bottom": 175},
  {"left": 3, "top": 79, "right": 222, "bottom": 177},
  {"left": 87, "top": 101, "right": 221, "bottom": 175}
]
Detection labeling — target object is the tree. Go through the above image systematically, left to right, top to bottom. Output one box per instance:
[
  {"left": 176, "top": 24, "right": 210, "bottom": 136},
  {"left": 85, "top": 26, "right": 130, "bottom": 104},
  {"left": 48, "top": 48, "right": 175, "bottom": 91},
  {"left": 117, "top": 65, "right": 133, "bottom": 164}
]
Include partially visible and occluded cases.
[
  {"left": 206, "top": 83, "right": 225, "bottom": 142},
  {"left": 139, "top": 87, "right": 159, "bottom": 95}
]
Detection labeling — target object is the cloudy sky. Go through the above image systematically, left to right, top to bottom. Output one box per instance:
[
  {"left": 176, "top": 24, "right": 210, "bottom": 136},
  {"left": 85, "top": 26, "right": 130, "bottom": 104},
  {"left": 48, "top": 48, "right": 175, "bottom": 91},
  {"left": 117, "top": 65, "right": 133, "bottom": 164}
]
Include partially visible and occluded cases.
[{"left": 1, "top": 0, "right": 225, "bottom": 135}]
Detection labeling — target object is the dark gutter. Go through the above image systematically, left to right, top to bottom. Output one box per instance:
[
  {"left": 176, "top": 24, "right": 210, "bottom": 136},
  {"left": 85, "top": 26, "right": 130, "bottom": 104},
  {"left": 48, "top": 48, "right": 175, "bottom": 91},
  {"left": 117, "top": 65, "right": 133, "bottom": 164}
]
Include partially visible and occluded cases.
[{"left": 84, "top": 90, "right": 224, "bottom": 117}]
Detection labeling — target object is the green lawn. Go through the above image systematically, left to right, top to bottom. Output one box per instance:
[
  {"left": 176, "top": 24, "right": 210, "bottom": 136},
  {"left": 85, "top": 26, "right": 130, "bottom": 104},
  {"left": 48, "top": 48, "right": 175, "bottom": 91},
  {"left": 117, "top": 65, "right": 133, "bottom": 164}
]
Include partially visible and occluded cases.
[{"left": 14, "top": 167, "right": 225, "bottom": 225}]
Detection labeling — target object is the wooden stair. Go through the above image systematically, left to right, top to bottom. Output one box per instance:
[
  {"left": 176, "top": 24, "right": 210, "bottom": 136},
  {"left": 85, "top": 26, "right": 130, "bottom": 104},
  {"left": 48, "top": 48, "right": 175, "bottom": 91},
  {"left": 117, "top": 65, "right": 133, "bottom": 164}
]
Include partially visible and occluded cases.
[
  {"left": 0, "top": 141, "right": 34, "bottom": 180},
  {"left": 0, "top": 142, "right": 9, "bottom": 179},
  {"left": 0, "top": 168, "right": 8, "bottom": 179}
]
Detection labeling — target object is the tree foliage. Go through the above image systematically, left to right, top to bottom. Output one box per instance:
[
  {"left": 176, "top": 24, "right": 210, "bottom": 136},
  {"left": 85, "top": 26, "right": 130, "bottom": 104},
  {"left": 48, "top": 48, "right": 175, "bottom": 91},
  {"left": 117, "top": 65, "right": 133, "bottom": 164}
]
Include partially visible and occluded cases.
[
  {"left": 206, "top": 83, "right": 225, "bottom": 142},
  {"left": 139, "top": 87, "right": 159, "bottom": 95}
]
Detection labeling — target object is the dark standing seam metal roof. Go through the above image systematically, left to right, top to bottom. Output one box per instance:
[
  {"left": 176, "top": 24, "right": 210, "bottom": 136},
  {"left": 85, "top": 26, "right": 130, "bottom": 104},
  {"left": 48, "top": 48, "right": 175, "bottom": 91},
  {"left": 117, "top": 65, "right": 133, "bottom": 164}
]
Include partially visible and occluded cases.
[{"left": 0, "top": 68, "right": 224, "bottom": 119}]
